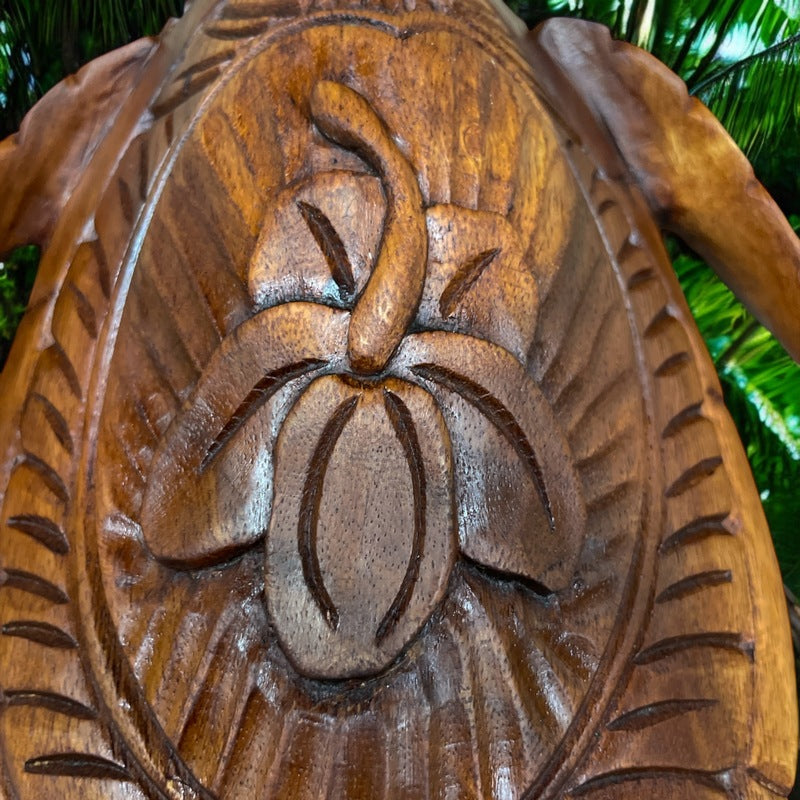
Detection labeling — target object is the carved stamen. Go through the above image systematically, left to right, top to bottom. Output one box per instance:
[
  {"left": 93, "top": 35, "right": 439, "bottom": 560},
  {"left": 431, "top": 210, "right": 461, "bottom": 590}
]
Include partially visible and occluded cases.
[{"left": 309, "top": 81, "right": 427, "bottom": 375}]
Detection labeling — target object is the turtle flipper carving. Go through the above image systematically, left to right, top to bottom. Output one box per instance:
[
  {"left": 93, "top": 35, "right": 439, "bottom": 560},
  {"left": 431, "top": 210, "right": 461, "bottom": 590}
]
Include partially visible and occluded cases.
[{"left": 525, "top": 18, "right": 800, "bottom": 362}]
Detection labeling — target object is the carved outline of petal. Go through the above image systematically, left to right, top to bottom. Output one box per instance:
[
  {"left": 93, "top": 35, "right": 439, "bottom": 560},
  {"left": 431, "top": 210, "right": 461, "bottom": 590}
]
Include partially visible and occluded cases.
[
  {"left": 140, "top": 302, "right": 349, "bottom": 568},
  {"left": 394, "top": 331, "right": 586, "bottom": 588},
  {"left": 376, "top": 389, "right": 429, "bottom": 644},
  {"left": 298, "top": 395, "right": 360, "bottom": 630}
]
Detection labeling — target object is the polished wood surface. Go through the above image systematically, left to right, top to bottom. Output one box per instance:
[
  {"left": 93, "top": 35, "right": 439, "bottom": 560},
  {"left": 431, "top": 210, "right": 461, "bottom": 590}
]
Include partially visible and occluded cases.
[{"left": 0, "top": 1, "right": 796, "bottom": 798}]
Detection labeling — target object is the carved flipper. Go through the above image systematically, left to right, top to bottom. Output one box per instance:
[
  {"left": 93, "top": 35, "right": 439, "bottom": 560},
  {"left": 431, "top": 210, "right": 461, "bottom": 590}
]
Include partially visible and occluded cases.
[
  {"left": 524, "top": 19, "right": 800, "bottom": 362},
  {"left": 0, "top": 39, "right": 157, "bottom": 256}
]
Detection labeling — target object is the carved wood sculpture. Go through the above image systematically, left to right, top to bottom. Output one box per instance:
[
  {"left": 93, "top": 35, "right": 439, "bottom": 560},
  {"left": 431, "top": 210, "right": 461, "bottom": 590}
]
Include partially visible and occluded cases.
[{"left": 0, "top": 0, "right": 798, "bottom": 798}]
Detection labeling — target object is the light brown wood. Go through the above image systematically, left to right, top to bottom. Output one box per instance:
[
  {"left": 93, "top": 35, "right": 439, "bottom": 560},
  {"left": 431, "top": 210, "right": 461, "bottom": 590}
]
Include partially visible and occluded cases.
[{"left": 0, "top": 1, "right": 796, "bottom": 798}]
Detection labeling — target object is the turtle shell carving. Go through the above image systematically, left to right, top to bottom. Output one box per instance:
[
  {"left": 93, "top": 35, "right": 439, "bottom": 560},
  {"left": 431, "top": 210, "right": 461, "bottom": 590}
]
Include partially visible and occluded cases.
[{"left": 0, "top": 0, "right": 795, "bottom": 798}]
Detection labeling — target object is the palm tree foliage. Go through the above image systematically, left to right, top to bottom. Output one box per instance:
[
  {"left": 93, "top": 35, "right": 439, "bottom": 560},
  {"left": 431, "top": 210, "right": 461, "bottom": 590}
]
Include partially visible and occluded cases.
[
  {"left": 0, "top": 0, "right": 183, "bottom": 137},
  {"left": 1, "top": 0, "right": 799, "bottom": 596},
  {"left": 516, "top": 0, "right": 800, "bottom": 158}
]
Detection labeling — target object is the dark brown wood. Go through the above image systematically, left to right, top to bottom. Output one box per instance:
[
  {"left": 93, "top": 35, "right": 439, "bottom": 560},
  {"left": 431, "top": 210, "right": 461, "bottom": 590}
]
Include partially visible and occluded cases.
[{"left": 0, "top": 0, "right": 796, "bottom": 798}]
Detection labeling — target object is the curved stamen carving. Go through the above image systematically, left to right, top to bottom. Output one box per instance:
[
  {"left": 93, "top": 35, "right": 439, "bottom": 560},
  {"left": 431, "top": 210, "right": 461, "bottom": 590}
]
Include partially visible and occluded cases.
[{"left": 309, "top": 81, "right": 427, "bottom": 375}]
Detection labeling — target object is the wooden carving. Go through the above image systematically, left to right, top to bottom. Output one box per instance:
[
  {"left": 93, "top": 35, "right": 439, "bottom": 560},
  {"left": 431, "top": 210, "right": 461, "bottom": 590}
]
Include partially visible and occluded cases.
[{"left": 0, "top": 1, "right": 797, "bottom": 798}]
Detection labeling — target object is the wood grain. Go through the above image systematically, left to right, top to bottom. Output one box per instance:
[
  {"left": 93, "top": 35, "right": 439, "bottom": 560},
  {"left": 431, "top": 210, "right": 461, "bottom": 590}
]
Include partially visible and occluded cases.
[{"left": 0, "top": 0, "right": 795, "bottom": 797}]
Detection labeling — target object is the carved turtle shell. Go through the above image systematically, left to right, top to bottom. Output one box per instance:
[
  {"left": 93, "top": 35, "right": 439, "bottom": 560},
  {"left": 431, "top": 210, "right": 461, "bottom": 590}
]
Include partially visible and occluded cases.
[{"left": 0, "top": 1, "right": 796, "bottom": 798}]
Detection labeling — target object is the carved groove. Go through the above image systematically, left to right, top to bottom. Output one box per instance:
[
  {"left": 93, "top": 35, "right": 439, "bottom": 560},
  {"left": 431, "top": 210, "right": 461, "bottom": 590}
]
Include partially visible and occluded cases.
[
  {"left": 222, "top": 2, "right": 286, "bottom": 18},
  {"left": 205, "top": 19, "right": 273, "bottom": 40},
  {"left": 175, "top": 50, "right": 236, "bottom": 81},
  {"left": 152, "top": 68, "right": 225, "bottom": 118},
  {"left": 137, "top": 139, "right": 149, "bottom": 204},
  {"left": 588, "top": 167, "right": 602, "bottom": 198},
  {"left": 118, "top": 178, "right": 135, "bottom": 226},
  {"left": 596, "top": 198, "right": 616, "bottom": 215},
  {"left": 296, "top": 201, "right": 356, "bottom": 301},
  {"left": 616, "top": 236, "right": 641, "bottom": 264},
  {"left": 89, "top": 238, "right": 111, "bottom": 299},
  {"left": 439, "top": 248, "right": 500, "bottom": 317},
  {"left": 539, "top": 253, "right": 603, "bottom": 385},
  {"left": 626, "top": 267, "right": 656, "bottom": 290},
  {"left": 66, "top": 281, "right": 98, "bottom": 339},
  {"left": 552, "top": 303, "right": 616, "bottom": 410},
  {"left": 644, "top": 305, "right": 677, "bottom": 338},
  {"left": 143, "top": 337, "right": 183, "bottom": 404},
  {"left": 46, "top": 342, "right": 82, "bottom": 400},
  {"left": 654, "top": 351, "right": 690, "bottom": 377},
  {"left": 201, "top": 359, "right": 325, "bottom": 471},
  {"left": 412, "top": 363, "right": 554, "bottom": 530},
  {"left": 569, "top": 367, "right": 634, "bottom": 436},
  {"left": 375, "top": 390, "right": 427, "bottom": 644},
  {"left": 29, "top": 393, "right": 73, "bottom": 455},
  {"left": 298, "top": 395, "right": 360, "bottom": 629},
  {"left": 132, "top": 396, "right": 160, "bottom": 441},
  {"left": 662, "top": 401, "right": 705, "bottom": 439},
  {"left": 574, "top": 426, "right": 632, "bottom": 471},
  {"left": 15, "top": 453, "right": 69, "bottom": 504},
  {"left": 665, "top": 456, "right": 723, "bottom": 498},
  {"left": 585, "top": 480, "right": 635, "bottom": 515},
  {"left": 660, "top": 513, "right": 733, "bottom": 553},
  {"left": 6, "top": 515, "right": 69, "bottom": 554},
  {"left": 462, "top": 553, "right": 552, "bottom": 597},
  {"left": 1, "top": 569, "right": 69, "bottom": 604},
  {"left": 655, "top": 570, "right": 733, "bottom": 604},
  {"left": 2, "top": 621, "right": 78, "bottom": 649},
  {"left": 633, "top": 632, "right": 754, "bottom": 665},
  {"left": 5, "top": 691, "right": 97, "bottom": 720},
  {"left": 606, "top": 699, "right": 718, "bottom": 731},
  {"left": 24, "top": 753, "right": 132, "bottom": 781},
  {"left": 747, "top": 766, "right": 793, "bottom": 797},
  {"left": 571, "top": 767, "right": 728, "bottom": 796}
]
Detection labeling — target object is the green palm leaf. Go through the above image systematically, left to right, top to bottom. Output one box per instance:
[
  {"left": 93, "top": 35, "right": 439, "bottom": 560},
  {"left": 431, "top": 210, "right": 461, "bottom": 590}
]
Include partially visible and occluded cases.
[{"left": 695, "top": 32, "right": 800, "bottom": 157}]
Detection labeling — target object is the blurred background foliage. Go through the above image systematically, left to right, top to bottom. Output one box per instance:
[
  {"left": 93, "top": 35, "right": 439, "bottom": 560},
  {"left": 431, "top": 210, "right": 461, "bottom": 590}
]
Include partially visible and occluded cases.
[{"left": 0, "top": 0, "right": 799, "bottom": 772}]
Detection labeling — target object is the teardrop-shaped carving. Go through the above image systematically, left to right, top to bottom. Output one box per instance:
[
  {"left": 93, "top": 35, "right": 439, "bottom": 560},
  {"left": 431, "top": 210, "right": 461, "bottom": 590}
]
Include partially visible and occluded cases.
[{"left": 265, "top": 374, "right": 457, "bottom": 679}]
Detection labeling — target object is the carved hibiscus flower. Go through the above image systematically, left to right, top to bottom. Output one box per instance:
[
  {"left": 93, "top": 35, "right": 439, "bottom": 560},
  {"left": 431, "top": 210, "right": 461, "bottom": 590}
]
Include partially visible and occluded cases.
[{"left": 141, "top": 81, "right": 585, "bottom": 680}]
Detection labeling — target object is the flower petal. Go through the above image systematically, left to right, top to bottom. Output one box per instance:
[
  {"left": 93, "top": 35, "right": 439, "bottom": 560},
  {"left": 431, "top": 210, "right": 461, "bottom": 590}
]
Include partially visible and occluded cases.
[
  {"left": 248, "top": 171, "right": 384, "bottom": 310},
  {"left": 420, "top": 204, "right": 537, "bottom": 363},
  {"left": 140, "top": 303, "right": 348, "bottom": 567},
  {"left": 395, "top": 331, "right": 586, "bottom": 590},
  {"left": 265, "top": 374, "right": 456, "bottom": 679}
]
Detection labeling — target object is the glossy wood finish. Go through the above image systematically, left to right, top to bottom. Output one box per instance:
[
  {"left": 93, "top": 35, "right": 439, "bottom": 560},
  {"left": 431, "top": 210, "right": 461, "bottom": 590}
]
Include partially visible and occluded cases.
[{"left": 0, "top": 1, "right": 796, "bottom": 798}]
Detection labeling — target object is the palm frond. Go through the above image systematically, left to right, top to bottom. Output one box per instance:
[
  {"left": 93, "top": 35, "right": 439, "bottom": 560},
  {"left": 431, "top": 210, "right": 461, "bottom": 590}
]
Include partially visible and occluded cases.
[
  {"left": 0, "top": 0, "right": 183, "bottom": 137},
  {"left": 694, "top": 32, "right": 800, "bottom": 157}
]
